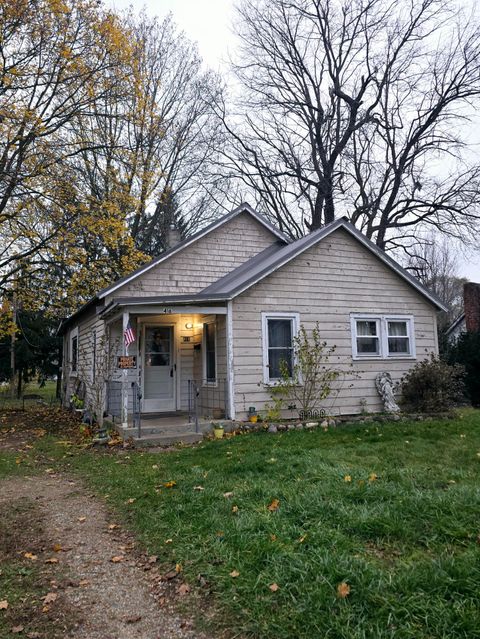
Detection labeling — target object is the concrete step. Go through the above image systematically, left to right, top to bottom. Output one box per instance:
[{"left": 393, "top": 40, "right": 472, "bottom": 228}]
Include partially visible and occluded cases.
[{"left": 132, "top": 431, "right": 204, "bottom": 447}]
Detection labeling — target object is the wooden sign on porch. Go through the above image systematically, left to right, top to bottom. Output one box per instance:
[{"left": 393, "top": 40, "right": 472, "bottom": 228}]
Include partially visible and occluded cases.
[{"left": 117, "top": 356, "right": 137, "bottom": 369}]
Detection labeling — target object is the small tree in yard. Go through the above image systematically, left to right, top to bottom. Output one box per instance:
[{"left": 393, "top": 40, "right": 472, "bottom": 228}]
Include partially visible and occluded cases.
[
  {"left": 267, "top": 323, "right": 343, "bottom": 417},
  {"left": 78, "top": 335, "right": 119, "bottom": 429},
  {"left": 400, "top": 355, "right": 466, "bottom": 413}
]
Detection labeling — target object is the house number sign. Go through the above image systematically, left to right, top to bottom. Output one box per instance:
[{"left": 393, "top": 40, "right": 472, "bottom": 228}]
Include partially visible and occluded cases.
[{"left": 117, "top": 356, "right": 137, "bottom": 369}]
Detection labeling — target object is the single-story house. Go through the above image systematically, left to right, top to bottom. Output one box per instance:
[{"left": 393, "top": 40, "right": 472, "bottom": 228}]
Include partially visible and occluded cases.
[{"left": 58, "top": 203, "right": 446, "bottom": 438}]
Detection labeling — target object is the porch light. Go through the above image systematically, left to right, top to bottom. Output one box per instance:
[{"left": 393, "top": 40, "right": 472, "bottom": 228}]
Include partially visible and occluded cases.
[{"left": 185, "top": 322, "right": 194, "bottom": 330}]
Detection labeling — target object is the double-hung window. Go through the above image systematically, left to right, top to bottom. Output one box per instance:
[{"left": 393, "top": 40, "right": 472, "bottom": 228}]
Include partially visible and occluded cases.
[
  {"left": 262, "top": 313, "right": 299, "bottom": 383},
  {"left": 351, "top": 315, "right": 415, "bottom": 359}
]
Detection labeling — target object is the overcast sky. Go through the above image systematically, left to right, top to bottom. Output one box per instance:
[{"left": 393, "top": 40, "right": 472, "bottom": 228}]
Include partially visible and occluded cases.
[{"left": 107, "top": 0, "right": 480, "bottom": 282}]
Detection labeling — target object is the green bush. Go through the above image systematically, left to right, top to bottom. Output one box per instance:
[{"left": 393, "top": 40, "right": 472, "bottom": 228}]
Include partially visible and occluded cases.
[
  {"left": 446, "top": 331, "right": 480, "bottom": 406},
  {"left": 400, "top": 354, "right": 465, "bottom": 412}
]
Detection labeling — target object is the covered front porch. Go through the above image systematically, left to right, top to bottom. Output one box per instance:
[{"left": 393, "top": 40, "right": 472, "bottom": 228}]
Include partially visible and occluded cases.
[{"left": 100, "top": 297, "right": 234, "bottom": 440}]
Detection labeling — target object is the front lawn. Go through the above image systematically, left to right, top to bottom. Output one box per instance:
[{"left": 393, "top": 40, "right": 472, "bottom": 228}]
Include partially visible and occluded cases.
[{"left": 69, "top": 411, "right": 480, "bottom": 639}]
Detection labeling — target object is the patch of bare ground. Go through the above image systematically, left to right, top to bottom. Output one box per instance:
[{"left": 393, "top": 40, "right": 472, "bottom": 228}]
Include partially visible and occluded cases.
[{"left": 0, "top": 474, "right": 215, "bottom": 639}]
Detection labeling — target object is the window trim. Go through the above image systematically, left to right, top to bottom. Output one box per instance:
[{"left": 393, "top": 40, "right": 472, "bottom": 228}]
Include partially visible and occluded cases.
[
  {"left": 262, "top": 312, "right": 300, "bottom": 384},
  {"left": 350, "top": 314, "right": 416, "bottom": 360},
  {"left": 202, "top": 319, "right": 217, "bottom": 386},
  {"left": 70, "top": 327, "right": 79, "bottom": 376}
]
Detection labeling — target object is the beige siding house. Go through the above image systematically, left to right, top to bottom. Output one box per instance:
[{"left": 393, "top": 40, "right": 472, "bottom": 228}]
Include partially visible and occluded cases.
[{"left": 59, "top": 203, "right": 446, "bottom": 439}]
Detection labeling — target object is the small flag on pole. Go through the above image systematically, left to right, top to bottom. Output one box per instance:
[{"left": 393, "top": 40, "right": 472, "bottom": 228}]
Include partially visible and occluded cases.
[{"left": 124, "top": 320, "right": 135, "bottom": 348}]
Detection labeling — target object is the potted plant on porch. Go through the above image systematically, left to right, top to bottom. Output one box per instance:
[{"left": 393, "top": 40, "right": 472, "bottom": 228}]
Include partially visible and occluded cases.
[{"left": 212, "top": 422, "right": 224, "bottom": 439}]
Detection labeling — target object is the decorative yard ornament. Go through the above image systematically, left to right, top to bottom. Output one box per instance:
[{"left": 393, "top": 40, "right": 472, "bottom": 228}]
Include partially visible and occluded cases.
[{"left": 375, "top": 372, "right": 400, "bottom": 413}]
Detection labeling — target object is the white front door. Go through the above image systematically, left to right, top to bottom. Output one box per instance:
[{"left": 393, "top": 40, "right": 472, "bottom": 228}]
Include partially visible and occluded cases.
[{"left": 143, "top": 325, "right": 176, "bottom": 412}]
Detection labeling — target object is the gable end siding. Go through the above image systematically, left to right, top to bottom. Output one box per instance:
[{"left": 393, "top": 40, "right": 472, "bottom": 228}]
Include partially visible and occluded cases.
[
  {"left": 106, "top": 212, "right": 280, "bottom": 302},
  {"left": 231, "top": 228, "right": 438, "bottom": 418}
]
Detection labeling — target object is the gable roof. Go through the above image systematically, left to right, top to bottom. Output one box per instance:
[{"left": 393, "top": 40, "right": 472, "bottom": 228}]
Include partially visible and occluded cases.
[
  {"left": 97, "top": 203, "right": 289, "bottom": 300},
  {"left": 202, "top": 217, "right": 448, "bottom": 311}
]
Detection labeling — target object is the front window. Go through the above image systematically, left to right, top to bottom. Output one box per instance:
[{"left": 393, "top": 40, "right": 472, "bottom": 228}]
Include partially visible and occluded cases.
[
  {"left": 262, "top": 313, "right": 299, "bottom": 383},
  {"left": 351, "top": 315, "right": 414, "bottom": 359},
  {"left": 355, "top": 320, "right": 380, "bottom": 355},
  {"left": 387, "top": 320, "right": 410, "bottom": 355},
  {"left": 203, "top": 322, "right": 216, "bottom": 382}
]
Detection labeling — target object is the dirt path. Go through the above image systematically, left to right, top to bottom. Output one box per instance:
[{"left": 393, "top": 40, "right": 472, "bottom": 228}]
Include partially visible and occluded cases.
[{"left": 0, "top": 474, "right": 211, "bottom": 639}]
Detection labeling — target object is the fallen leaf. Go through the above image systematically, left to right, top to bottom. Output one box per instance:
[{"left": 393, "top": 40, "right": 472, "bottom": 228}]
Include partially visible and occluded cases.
[
  {"left": 15, "top": 458, "right": 21, "bottom": 465},
  {"left": 152, "top": 464, "right": 159, "bottom": 469},
  {"left": 368, "top": 473, "right": 378, "bottom": 482},
  {"left": 344, "top": 475, "right": 352, "bottom": 483},
  {"left": 164, "top": 481, "right": 176, "bottom": 488},
  {"left": 193, "top": 485, "right": 204, "bottom": 491},
  {"left": 223, "top": 491, "right": 234, "bottom": 498},
  {"left": 126, "top": 498, "right": 136, "bottom": 504},
  {"left": 267, "top": 498, "right": 280, "bottom": 512},
  {"left": 232, "top": 505, "right": 239, "bottom": 513},
  {"left": 78, "top": 516, "right": 86, "bottom": 522},
  {"left": 108, "top": 524, "right": 119, "bottom": 530},
  {"left": 270, "top": 534, "right": 277, "bottom": 542},
  {"left": 298, "top": 534, "right": 307, "bottom": 543},
  {"left": 164, "top": 538, "right": 173, "bottom": 544},
  {"left": 52, "top": 544, "right": 62, "bottom": 553},
  {"left": 24, "top": 552, "right": 38, "bottom": 561},
  {"left": 110, "top": 555, "right": 124, "bottom": 563},
  {"left": 148, "top": 555, "right": 158, "bottom": 564},
  {"left": 45, "top": 557, "right": 59, "bottom": 564},
  {"left": 175, "top": 563, "right": 182, "bottom": 573},
  {"left": 162, "top": 569, "right": 179, "bottom": 581},
  {"left": 229, "top": 570, "right": 240, "bottom": 578},
  {"left": 79, "top": 580, "right": 90, "bottom": 587},
  {"left": 336, "top": 582, "right": 351, "bottom": 598},
  {"left": 177, "top": 583, "right": 190, "bottom": 595},
  {"left": 269, "top": 583, "right": 280, "bottom": 592},
  {"left": 42, "top": 592, "right": 57, "bottom": 605},
  {"left": 0, "top": 600, "right": 8, "bottom": 610},
  {"left": 12, "top": 625, "right": 24, "bottom": 634}
]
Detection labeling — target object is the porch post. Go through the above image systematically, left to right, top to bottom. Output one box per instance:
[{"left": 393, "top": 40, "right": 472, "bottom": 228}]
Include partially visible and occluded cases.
[
  {"left": 226, "top": 300, "right": 236, "bottom": 420},
  {"left": 121, "top": 310, "right": 129, "bottom": 428}
]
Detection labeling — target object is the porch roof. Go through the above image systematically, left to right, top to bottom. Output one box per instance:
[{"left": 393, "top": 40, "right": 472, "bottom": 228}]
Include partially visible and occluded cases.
[{"left": 99, "top": 294, "right": 229, "bottom": 320}]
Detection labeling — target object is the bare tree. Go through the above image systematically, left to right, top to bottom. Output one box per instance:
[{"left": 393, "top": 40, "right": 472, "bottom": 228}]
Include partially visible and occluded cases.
[
  {"left": 220, "top": 0, "right": 480, "bottom": 248},
  {"left": 71, "top": 12, "right": 227, "bottom": 259},
  {"left": 406, "top": 235, "right": 467, "bottom": 332}
]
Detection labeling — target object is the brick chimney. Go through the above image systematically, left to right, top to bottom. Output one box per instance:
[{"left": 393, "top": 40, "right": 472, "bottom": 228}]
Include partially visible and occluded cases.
[
  {"left": 166, "top": 223, "right": 181, "bottom": 250},
  {"left": 464, "top": 282, "right": 480, "bottom": 332}
]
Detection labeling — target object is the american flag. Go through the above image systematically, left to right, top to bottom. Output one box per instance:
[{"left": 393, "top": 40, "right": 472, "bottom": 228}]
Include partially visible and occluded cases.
[{"left": 124, "top": 320, "right": 135, "bottom": 348}]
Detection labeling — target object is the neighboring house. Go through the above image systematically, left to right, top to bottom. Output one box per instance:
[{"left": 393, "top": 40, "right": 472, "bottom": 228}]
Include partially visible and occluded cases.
[
  {"left": 58, "top": 203, "right": 446, "bottom": 432},
  {"left": 446, "top": 282, "right": 480, "bottom": 342}
]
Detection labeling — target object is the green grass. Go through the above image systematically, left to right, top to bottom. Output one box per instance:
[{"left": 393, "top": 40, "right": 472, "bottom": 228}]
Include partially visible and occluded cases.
[
  {"left": 0, "top": 380, "right": 58, "bottom": 409},
  {"left": 64, "top": 410, "right": 480, "bottom": 639}
]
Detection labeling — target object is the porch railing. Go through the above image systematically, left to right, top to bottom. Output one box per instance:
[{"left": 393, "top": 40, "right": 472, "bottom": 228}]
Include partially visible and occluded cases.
[
  {"left": 188, "top": 378, "right": 227, "bottom": 433},
  {"left": 106, "top": 381, "right": 122, "bottom": 419},
  {"left": 131, "top": 381, "right": 142, "bottom": 438}
]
